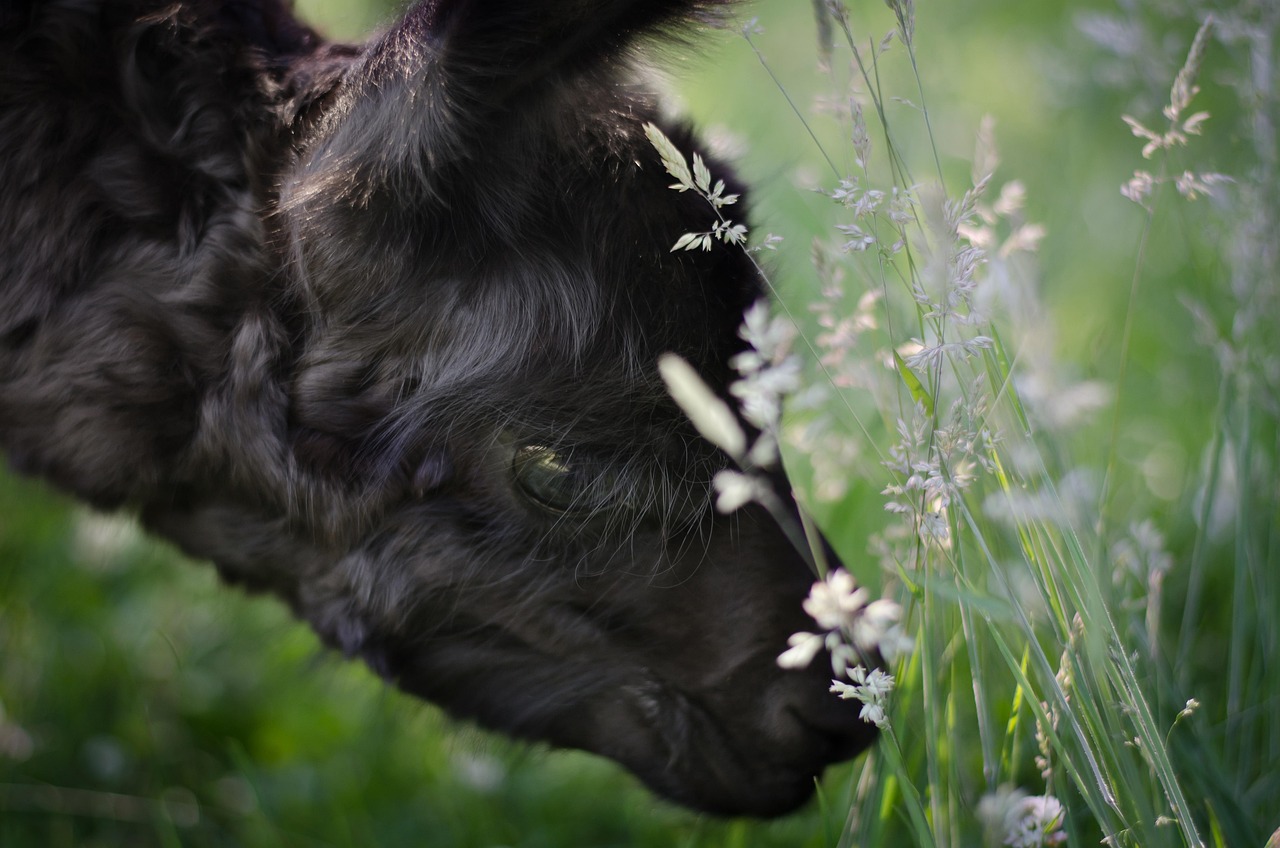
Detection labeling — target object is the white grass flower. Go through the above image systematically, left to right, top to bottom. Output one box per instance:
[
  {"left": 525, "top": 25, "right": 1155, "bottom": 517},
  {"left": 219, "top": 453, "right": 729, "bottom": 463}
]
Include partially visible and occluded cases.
[
  {"left": 883, "top": 0, "right": 915, "bottom": 45},
  {"left": 1166, "top": 16, "right": 1214, "bottom": 124},
  {"left": 1120, "top": 18, "right": 1228, "bottom": 208},
  {"left": 850, "top": 99, "right": 872, "bottom": 168},
  {"left": 1122, "top": 114, "right": 1173, "bottom": 160},
  {"left": 647, "top": 122, "right": 752, "bottom": 252},
  {"left": 643, "top": 123, "right": 696, "bottom": 193},
  {"left": 1122, "top": 169, "right": 1156, "bottom": 206},
  {"left": 1174, "top": 170, "right": 1232, "bottom": 200},
  {"left": 992, "top": 180, "right": 1026, "bottom": 217},
  {"left": 885, "top": 186, "right": 916, "bottom": 226},
  {"left": 714, "top": 219, "right": 748, "bottom": 244},
  {"left": 836, "top": 222, "right": 876, "bottom": 252},
  {"left": 671, "top": 231, "right": 714, "bottom": 252},
  {"left": 753, "top": 233, "right": 784, "bottom": 252},
  {"left": 738, "top": 299, "right": 794, "bottom": 360},
  {"left": 730, "top": 302, "right": 802, "bottom": 435},
  {"left": 657, "top": 353, "right": 746, "bottom": 460},
  {"left": 730, "top": 357, "right": 800, "bottom": 432},
  {"left": 746, "top": 430, "right": 779, "bottom": 469},
  {"left": 712, "top": 469, "right": 769, "bottom": 513},
  {"left": 918, "top": 506, "right": 951, "bottom": 547},
  {"left": 803, "top": 569, "right": 867, "bottom": 631},
  {"left": 782, "top": 570, "right": 914, "bottom": 671},
  {"left": 852, "top": 598, "right": 905, "bottom": 656},
  {"left": 875, "top": 624, "right": 915, "bottom": 664},
  {"left": 776, "top": 631, "right": 825, "bottom": 669},
  {"left": 828, "top": 639, "right": 860, "bottom": 678},
  {"left": 829, "top": 664, "right": 895, "bottom": 728},
  {"left": 859, "top": 666, "right": 894, "bottom": 700},
  {"left": 857, "top": 701, "right": 886, "bottom": 727},
  {"left": 978, "top": 786, "right": 1028, "bottom": 844},
  {"left": 980, "top": 788, "right": 1067, "bottom": 848},
  {"left": 1004, "top": 794, "right": 1067, "bottom": 847}
]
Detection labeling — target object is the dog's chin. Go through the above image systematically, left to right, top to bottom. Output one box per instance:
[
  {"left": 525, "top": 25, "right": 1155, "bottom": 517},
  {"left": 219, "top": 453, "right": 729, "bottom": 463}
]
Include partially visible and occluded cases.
[
  {"left": 347, "top": 605, "right": 877, "bottom": 819},
  {"left": 563, "top": 688, "right": 862, "bottom": 818},
  {"left": 638, "top": 757, "right": 829, "bottom": 818}
]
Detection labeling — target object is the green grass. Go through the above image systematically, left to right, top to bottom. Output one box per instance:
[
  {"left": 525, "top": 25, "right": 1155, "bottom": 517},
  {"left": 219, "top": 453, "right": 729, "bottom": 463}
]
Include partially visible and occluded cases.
[
  {"left": 2, "top": 1, "right": 1277, "bottom": 846},
  {"left": 0, "top": 474, "right": 851, "bottom": 846}
]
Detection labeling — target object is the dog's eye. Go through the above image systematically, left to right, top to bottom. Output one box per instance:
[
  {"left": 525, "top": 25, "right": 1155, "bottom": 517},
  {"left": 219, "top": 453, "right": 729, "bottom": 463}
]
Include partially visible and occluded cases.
[{"left": 512, "top": 445, "right": 619, "bottom": 514}]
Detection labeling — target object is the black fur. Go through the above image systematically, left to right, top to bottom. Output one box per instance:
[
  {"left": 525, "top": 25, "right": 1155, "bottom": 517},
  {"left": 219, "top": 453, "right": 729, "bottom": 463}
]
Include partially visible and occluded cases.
[{"left": 0, "top": 0, "right": 875, "bottom": 816}]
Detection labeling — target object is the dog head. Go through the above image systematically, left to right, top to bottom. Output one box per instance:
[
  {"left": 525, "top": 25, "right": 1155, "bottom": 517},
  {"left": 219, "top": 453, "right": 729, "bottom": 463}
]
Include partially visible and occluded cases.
[{"left": 0, "top": 0, "right": 876, "bottom": 815}]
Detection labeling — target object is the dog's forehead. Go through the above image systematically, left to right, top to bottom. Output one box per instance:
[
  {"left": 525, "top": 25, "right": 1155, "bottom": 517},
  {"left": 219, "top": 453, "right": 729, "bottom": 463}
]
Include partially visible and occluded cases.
[
  {"left": 280, "top": 74, "right": 747, "bottom": 303},
  {"left": 287, "top": 200, "right": 751, "bottom": 379}
]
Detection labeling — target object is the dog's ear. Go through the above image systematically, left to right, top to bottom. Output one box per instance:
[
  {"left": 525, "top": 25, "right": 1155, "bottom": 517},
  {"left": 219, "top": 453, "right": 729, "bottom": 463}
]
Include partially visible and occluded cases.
[
  {"left": 280, "top": 0, "right": 737, "bottom": 203},
  {"left": 391, "top": 0, "right": 735, "bottom": 100}
]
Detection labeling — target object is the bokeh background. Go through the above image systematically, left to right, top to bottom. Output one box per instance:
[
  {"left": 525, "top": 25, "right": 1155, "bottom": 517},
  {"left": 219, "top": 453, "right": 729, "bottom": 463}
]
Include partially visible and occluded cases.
[{"left": 2, "top": 0, "right": 1266, "bottom": 845}]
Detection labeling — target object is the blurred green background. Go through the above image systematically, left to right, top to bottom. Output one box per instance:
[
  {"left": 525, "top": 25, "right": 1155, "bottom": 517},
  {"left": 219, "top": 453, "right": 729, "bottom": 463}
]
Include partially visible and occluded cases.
[{"left": 1, "top": 0, "right": 1259, "bottom": 845}]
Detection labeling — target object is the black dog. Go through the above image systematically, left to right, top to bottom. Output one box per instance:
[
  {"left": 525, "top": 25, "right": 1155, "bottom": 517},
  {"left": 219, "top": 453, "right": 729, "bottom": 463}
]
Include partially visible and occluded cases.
[{"left": 0, "top": 0, "right": 873, "bottom": 815}]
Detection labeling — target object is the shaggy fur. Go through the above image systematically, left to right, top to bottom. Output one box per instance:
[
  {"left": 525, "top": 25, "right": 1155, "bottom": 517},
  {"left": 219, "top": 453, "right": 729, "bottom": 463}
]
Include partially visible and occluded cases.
[{"left": 0, "top": 0, "right": 875, "bottom": 816}]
